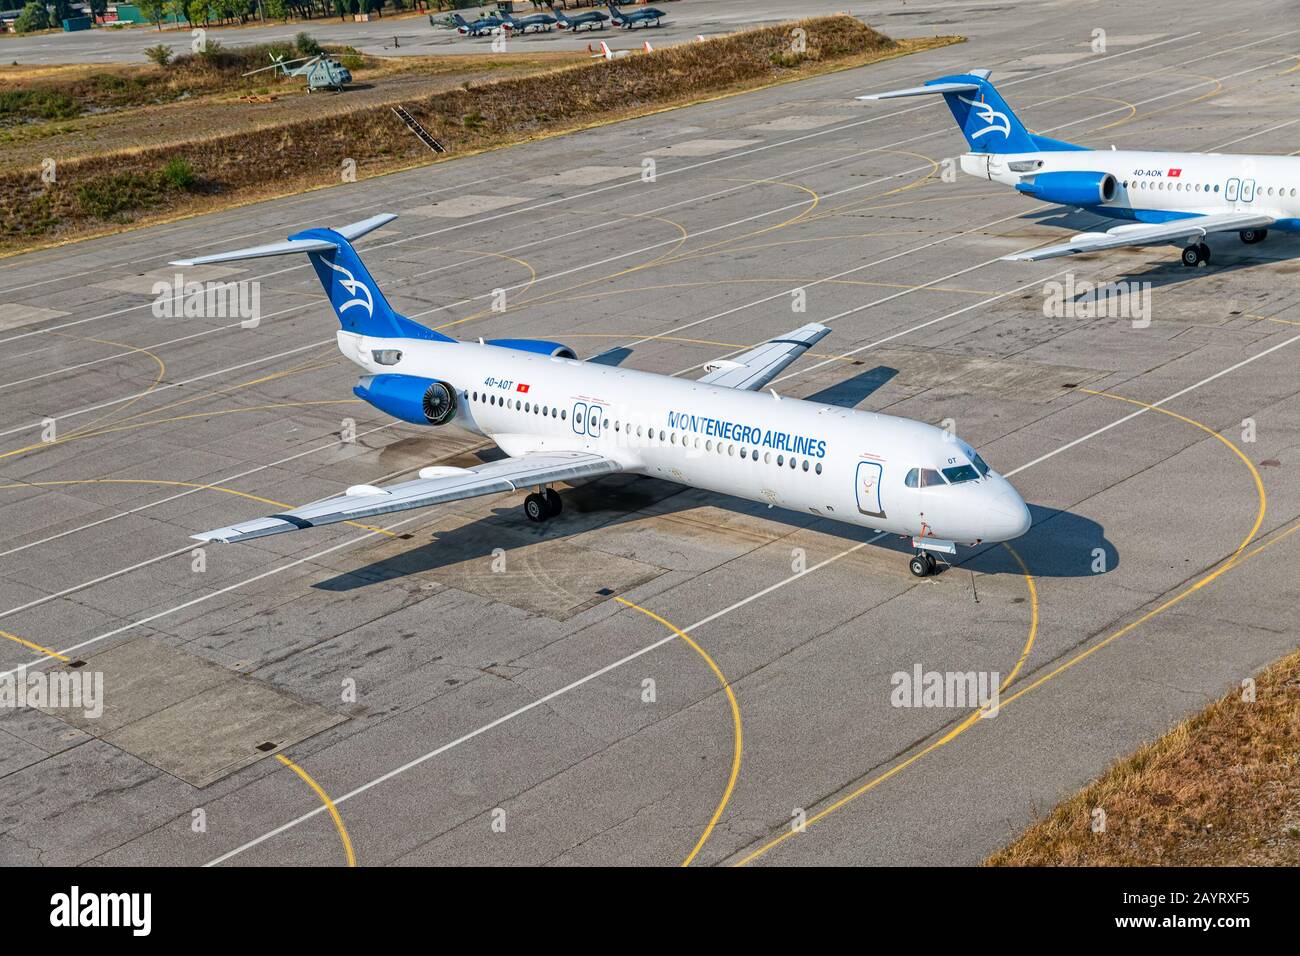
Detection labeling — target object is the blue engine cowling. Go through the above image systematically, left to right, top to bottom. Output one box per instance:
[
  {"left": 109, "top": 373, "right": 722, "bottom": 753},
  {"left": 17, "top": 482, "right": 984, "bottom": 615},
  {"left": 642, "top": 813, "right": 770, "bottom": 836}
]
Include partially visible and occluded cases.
[
  {"left": 1015, "top": 170, "right": 1117, "bottom": 206},
  {"left": 485, "top": 338, "right": 577, "bottom": 359},
  {"left": 354, "top": 374, "right": 458, "bottom": 425}
]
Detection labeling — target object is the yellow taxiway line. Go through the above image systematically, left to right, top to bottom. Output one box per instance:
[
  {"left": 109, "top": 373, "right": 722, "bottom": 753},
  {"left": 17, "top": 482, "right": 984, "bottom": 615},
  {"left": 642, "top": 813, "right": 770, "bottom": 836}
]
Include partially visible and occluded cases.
[
  {"left": 614, "top": 597, "right": 742, "bottom": 867},
  {"left": 276, "top": 754, "right": 356, "bottom": 867}
]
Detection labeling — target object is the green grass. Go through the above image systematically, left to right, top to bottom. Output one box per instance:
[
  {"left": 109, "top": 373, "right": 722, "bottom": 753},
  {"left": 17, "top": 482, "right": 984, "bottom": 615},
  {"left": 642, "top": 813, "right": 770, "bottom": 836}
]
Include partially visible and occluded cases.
[
  {"left": 0, "top": 88, "right": 79, "bottom": 122},
  {"left": 71, "top": 160, "right": 201, "bottom": 224}
]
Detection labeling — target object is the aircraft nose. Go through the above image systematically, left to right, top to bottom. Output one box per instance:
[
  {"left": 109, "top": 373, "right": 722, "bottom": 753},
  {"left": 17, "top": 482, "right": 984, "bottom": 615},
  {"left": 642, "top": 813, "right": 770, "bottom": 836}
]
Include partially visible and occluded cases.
[{"left": 988, "top": 486, "right": 1032, "bottom": 540}]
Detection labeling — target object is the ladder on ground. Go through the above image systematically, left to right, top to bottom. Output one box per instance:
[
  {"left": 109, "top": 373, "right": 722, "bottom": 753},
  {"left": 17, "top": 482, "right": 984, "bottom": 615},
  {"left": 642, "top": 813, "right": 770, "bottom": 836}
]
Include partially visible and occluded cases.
[{"left": 391, "top": 106, "right": 446, "bottom": 153}]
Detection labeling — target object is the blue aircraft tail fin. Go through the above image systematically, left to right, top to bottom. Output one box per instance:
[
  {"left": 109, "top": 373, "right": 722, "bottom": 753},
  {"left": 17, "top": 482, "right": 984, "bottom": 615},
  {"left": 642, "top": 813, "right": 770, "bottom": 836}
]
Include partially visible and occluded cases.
[
  {"left": 858, "top": 70, "right": 1085, "bottom": 154},
  {"left": 169, "top": 213, "right": 453, "bottom": 342}
]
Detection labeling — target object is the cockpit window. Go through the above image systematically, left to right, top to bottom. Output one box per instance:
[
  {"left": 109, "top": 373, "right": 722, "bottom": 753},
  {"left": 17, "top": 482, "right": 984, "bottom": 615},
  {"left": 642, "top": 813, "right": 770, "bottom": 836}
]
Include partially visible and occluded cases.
[
  {"left": 971, "top": 453, "right": 990, "bottom": 477},
  {"left": 942, "top": 464, "right": 980, "bottom": 484},
  {"left": 905, "top": 467, "right": 946, "bottom": 488}
]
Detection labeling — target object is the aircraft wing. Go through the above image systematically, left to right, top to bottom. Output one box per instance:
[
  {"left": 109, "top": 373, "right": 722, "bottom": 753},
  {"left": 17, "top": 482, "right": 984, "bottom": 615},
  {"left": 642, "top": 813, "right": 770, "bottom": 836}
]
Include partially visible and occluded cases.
[
  {"left": 1002, "top": 213, "right": 1275, "bottom": 262},
  {"left": 698, "top": 322, "right": 831, "bottom": 391},
  {"left": 192, "top": 451, "right": 621, "bottom": 544}
]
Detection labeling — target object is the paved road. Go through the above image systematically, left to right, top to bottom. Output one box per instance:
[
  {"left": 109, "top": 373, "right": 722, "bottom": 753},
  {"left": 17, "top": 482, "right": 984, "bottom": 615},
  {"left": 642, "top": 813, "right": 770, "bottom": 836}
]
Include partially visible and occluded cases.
[
  {"left": 0, "top": 0, "right": 1296, "bottom": 867},
  {"left": 0, "top": 0, "right": 912, "bottom": 64}
]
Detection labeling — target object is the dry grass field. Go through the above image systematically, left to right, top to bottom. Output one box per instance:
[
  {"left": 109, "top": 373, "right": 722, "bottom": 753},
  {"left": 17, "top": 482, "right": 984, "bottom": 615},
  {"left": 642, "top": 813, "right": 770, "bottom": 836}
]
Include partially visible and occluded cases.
[{"left": 988, "top": 648, "right": 1300, "bottom": 866}]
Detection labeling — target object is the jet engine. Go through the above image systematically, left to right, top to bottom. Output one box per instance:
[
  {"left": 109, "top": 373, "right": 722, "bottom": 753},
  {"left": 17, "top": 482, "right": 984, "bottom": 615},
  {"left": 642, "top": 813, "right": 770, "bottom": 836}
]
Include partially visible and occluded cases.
[
  {"left": 1015, "top": 170, "right": 1117, "bottom": 206},
  {"left": 354, "top": 374, "right": 458, "bottom": 426}
]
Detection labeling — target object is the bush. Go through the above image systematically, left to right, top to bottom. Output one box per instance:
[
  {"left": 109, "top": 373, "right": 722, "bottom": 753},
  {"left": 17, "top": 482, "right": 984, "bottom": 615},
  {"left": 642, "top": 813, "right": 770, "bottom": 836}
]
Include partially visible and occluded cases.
[
  {"left": 14, "top": 1, "right": 50, "bottom": 33},
  {"left": 295, "top": 32, "right": 322, "bottom": 57},
  {"left": 144, "top": 44, "right": 174, "bottom": 67},
  {"left": 160, "top": 156, "right": 195, "bottom": 190}
]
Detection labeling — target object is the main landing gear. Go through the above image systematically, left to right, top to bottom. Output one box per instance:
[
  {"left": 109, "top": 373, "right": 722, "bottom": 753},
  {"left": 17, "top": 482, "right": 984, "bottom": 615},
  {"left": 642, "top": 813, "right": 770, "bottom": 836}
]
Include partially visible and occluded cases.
[
  {"left": 1239, "top": 227, "right": 1268, "bottom": 245},
  {"left": 1181, "top": 242, "right": 1211, "bottom": 267},
  {"left": 524, "top": 487, "right": 563, "bottom": 523},
  {"left": 908, "top": 551, "right": 938, "bottom": 578}
]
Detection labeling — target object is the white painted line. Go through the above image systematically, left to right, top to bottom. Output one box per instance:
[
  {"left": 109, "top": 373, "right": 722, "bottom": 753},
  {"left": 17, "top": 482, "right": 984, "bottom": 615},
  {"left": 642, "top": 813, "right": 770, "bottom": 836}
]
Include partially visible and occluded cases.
[
  {"left": 1206, "top": 117, "right": 1300, "bottom": 151},
  {"left": 770, "top": 266, "right": 1074, "bottom": 385},
  {"left": 1004, "top": 329, "right": 1300, "bottom": 477},
  {"left": 0, "top": 337, "right": 328, "bottom": 440},
  {"left": 0, "top": 422, "right": 394, "bottom": 559}
]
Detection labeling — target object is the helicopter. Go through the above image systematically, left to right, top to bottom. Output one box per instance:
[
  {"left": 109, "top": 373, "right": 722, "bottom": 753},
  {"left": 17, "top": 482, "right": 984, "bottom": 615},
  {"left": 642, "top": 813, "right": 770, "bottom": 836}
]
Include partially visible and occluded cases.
[{"left": 242, "top": 53, "right": 353, "bottom": 93}]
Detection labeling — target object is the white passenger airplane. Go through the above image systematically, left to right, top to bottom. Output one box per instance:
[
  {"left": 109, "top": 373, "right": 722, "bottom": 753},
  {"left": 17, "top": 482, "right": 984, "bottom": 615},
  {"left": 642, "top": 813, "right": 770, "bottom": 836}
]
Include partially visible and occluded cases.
[
  {"left": 860, "top": 70, "right": 1299, "bottom": 266},
  {"left": 175, "top": 215, "right": 1030, "bottom": 577}
]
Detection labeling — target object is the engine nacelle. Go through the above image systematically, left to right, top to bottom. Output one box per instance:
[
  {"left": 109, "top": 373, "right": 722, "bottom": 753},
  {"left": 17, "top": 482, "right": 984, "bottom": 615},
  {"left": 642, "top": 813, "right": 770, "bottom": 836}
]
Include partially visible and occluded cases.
[
  {"left": 1015, "top": 170, "right": 1117, "bottom": 206},
  {"left": 485, "top": 338, "right": 577, "bottom": 360},
  {"left": 354, "top": 374, "right": 458, "bottom": 426}
]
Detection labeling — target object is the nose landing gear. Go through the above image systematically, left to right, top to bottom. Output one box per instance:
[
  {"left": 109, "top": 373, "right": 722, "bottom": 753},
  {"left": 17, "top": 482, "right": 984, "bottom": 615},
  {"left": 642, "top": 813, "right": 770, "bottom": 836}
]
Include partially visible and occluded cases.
[
  {"left": 524, "top": 487, "right": 564, "bottom": 523},
  {"left": 909, "top": 551, "right": 938, "bottom": 577}
]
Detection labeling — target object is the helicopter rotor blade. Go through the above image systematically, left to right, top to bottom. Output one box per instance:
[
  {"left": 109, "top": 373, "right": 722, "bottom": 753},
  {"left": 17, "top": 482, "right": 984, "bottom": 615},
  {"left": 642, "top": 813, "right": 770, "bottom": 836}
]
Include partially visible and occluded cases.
[{"left": 241, "top": 54, "right": 321, "bottom": 77}]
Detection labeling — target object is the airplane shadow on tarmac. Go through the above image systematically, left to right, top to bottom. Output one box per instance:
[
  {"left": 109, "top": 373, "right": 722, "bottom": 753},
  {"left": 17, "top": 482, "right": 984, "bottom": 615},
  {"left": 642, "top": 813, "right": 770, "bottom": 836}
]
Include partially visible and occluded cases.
[
  {"left": 1020, "top": 207, "right": 1300, "bottom": 291},
  {"left": 312, "top": 365, "right": 1117, "bottom": 591},
  {"left": 311, "top": 482, "right": 1117, "bottom": 591}
]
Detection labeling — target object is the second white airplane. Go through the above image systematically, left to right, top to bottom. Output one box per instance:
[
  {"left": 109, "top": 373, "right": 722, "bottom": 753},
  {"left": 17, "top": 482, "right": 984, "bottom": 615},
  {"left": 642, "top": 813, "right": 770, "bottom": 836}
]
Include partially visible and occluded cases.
[
  {"left": 860, "top": 70, "right": 1299, "bottom": 266},
  {"left": 176, "top": 215, "right": 1031, "bottom": 577}
]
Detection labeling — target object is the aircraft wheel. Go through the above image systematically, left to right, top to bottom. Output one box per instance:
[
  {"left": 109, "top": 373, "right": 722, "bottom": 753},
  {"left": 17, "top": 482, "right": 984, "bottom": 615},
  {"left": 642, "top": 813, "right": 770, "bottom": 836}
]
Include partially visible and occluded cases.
[
  {"left": 1239, "top": 228, "right": 1267, "bottom": 244},
  {"left": 1198, "top": 242, "right": 1212, "bottom": 264},
  {"left": 1180, "top": 244, "right": 1203, "bottom": 267},
  {"left": 544, "top": 488, "right": 563, "bottom": 517},
  {"left": 524, "top": 492, "right": 549, "bottom": 522},
  {"left": 908, "top": 554, "right": 932, "bottom": 578}
]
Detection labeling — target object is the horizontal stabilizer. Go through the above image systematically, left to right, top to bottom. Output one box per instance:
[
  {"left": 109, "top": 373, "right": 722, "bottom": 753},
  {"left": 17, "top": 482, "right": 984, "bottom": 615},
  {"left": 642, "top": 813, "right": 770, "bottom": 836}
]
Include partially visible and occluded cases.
[
  {"left": 856, "top": 81, "right": 980, "bottom": 101},
  {"left": 170, "top": 213, "right": 396, "bottom": 266}
]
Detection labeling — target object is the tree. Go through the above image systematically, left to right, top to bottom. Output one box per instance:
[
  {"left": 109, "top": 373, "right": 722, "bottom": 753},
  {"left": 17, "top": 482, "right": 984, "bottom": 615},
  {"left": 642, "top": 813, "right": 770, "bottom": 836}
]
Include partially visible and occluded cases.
[
  {"left": 138, "top": 0, "right": 166, "bottom": 26},
  {"left": 13, "top": 1, "right": 50, "bottom": 32}
]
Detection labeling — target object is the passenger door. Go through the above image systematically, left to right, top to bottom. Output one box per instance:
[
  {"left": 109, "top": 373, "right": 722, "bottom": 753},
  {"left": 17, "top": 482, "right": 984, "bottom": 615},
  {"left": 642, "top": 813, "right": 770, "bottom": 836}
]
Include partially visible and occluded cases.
[{"left": 855, "top": 461, "right": 886, "bottom": 519}]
